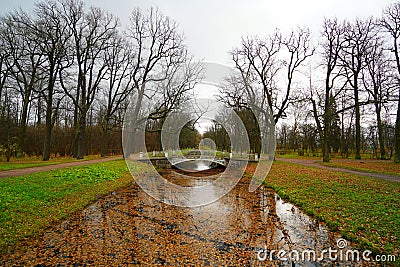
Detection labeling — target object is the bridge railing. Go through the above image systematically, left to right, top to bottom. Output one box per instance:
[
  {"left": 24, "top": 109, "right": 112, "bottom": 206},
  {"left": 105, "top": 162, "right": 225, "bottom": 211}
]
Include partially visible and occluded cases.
[{"left": 131, "top": 150, "right": 260, "bottom": 162}]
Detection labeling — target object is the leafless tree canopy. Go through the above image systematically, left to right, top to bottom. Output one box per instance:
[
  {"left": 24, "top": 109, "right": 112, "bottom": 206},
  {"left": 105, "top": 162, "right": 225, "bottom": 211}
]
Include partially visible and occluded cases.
[
  {"left": 0, "top": 0, "right": 399, "bottom": 163},
  {"left": 0, "top": 1, "right": 202, "bottom": 160},
  {"left": 224, "top": 27, "right": 314, "bottom": 124}
]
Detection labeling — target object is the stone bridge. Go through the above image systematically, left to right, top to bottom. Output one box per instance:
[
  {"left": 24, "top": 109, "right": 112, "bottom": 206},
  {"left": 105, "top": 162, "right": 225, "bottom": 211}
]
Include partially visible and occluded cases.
[{"left": 139, "top": 157, "right": 227, "bottom": 171}]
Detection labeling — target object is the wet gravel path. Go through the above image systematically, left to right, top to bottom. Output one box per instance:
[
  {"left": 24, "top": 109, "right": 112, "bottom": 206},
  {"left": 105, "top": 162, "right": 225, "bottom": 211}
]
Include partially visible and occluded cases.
[
  {"left": 0, "top": 157, "right": 123, "bottom": 178},
  {"left": 277, "top": 158, "right": 400, "bottom": 183},
  {"left": 1, "top": 168, "right": 375, "bottom": 266}
]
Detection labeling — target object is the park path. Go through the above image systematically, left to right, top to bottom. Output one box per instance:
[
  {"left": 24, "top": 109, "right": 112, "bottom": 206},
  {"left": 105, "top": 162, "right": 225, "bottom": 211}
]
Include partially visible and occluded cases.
[
  {"left": 0, "top": 156, "right": 123, "bottom": 178},
  {"left": 276, "top": 157, "right": 400, "bottom": 183}
]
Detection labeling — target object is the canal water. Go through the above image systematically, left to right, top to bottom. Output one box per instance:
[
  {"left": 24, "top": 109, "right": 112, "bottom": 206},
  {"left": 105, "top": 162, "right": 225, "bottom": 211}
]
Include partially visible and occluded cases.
[{"left": 2, "top": 166, "right": 375, "bottom": 266}]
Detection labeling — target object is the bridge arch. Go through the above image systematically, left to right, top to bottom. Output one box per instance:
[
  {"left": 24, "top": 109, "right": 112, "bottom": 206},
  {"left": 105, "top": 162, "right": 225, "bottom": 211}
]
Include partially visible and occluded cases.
[{"left": 171, "top": 158, "right": 226, "bottom": 172}]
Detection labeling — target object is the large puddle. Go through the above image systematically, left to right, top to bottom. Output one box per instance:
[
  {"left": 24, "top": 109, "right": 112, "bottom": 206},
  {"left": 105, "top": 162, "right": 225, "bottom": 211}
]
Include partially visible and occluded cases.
[{"left": 3, "top": 166, "right": 376, "bottom": 266}]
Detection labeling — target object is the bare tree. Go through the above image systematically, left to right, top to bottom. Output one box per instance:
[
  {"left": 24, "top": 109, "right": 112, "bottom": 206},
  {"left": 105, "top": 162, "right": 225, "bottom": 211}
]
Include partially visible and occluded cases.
[
  {"left": 59, "top": 0, "right": 118, "bottom": 159},
  {"left": 32, "top": 1, "right": 71, "bottom": 161},
  {"left": 381, "top": 2, "right": 400, "bottom": 163},
  {"left": 124, "top": 7, "right": 189, "bottom": 155},
  {"left": 1, "top": 10, "right": 45, "bottom": 155},
  {"left": 340, "top": 18, "right": 375, "bottom": 159},
  {"left": 310, "top": 19, "right": 346, "bottom": 162},
  {"left": 0, "top": 21, "right": 12, "bottom": 107},
  {"left": 0, "top": 27, "right": 16, "bottom": 161},
  {"left": 228, "top": 27, "right": 313, "bottom": 124},
  {"left": 276, "top": 27, "right": 315, "bottom": 121},
  {"left": 230, "top": 31, "right": 282, "bottom": 122},
  {"left": 363, "top": 32, "right": 395, "bottom": 159},
  {"left": 99, "top": 33, "right": 133, "bottom": 156},
  {"left": 147, "top": 59, "right": 202, "bottom": 121}
]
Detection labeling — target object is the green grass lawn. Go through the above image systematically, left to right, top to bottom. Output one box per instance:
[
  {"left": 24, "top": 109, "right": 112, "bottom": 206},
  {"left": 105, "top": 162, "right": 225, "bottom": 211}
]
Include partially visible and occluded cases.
[
  {"left": 276, "top": 150, "right": 382, "bottom": 160},
  {"left": 275, "top": 151, "right": 321, "bottom": 159},
  {"left": 0, "top": 155, "right": 108, "bottom": 171},
  {"left": 0, "top": 159, "right": 147, "bottom": 253},
  {"left": 259, "top": 160, "right": 400, "bottom": 258},
  {"left": 322, "top": 160, "right": 400, "bottom": 176}
]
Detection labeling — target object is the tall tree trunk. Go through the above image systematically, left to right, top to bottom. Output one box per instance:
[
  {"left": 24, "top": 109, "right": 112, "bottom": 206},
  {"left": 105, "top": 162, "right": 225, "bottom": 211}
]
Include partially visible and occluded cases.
[
  {"left": 392, "top": 38, "right": 400, "bottom": 163},
  {"left": 43, "top": 64, "right": 55, "bottom": 161},
  {"left": 124, "top": 86, "right": 145, "bottom": 157},
  {"left": 322, "top": 86, "right": 331, "bottom": 162},
  {"left": 354, "top": 86, "right": 361, "bottom": 159},
  {"left": 43, "top": 93, "right": 53, "bottom": 161},
  {"left": 37, "top": 95, "right": 42, "bottom": 125},
  {"left": 17, "top": 96, "right": 30, "bottom": 157},
  {"left": 311, "top": 96, "right": 329, "bottom": 162},
  {"left": 395, "top": 96, "right": 400, "bottom": 163},
  {"left": 340, "top": 101, "right": 346, "bottom": 158},
  {"left": 72, "top": 105, "right": 79, "bottom": 158},
  {"left": 375, "top": 105, "right": 386, "bottom": 160},
  {"left": 76, "top": 113, "right": 86, "bottom": 159},
  {"left": 101, "top": 115, "right": 110, "bottom": 157},
  {"left": 6, "top": 124, "right": 11, "bottom": 162},
  {"left": 322, "top": 124, "right": 331, "bottom": 162},
  {"left": 100, "top": 127, "right": 108, "bottom": 157}
]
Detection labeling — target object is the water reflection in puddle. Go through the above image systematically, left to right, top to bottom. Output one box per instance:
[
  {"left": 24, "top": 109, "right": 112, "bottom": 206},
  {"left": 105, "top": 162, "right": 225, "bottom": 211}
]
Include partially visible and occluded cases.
[{"left": 2, "top": 167, "right": 375, "bottom": 266}]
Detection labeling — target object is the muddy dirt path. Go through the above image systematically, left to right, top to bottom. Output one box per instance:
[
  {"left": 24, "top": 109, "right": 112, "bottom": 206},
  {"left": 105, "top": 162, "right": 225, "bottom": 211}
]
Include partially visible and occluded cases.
[
  {"left": 0, "top": 156, "right": 123, "bottom": 178},
  {"left": 2, "top": 168, "right": 373, "bottom": 266}
]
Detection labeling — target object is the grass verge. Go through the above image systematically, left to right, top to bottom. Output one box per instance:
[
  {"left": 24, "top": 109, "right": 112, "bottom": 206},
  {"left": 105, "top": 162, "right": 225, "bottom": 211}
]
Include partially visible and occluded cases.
[
  {"left": 275, "top": 152, "right": 320, "bottom": 159},
  {"left": 0, "top": 155, "right": 106, "bottom": 171},
  {"left": 0, "top": 159, "right": 147, "bottom": 253},
  {"left": 252, "top": 160, "right": 400, "bottom": 257},
  {"left": 322, "top": 160, "right": 400, "bottom": 176}
]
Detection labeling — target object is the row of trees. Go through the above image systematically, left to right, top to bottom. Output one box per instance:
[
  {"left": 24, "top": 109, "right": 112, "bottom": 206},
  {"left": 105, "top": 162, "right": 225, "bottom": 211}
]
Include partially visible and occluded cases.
[
  {"left": 0, "top": 0, "right": 200, "bottom": 161},
  {"left": 1, "top": 0, "right": 400, "bottom": 163},
  {"left": 216, "top": 3, "right": 400, "bottom": 162},
  {"left": 275, "top": 121, "right": 396, "bottom": 158}
]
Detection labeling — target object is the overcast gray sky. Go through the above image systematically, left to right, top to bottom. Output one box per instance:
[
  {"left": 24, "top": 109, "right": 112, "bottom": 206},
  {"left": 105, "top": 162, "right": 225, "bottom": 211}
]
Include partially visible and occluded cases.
[
  {"left": 1, "top": 0, "right": 395, "bottom": 65},
  {"left": 1, "top": 0, "right": 396, "bottom": 131}
]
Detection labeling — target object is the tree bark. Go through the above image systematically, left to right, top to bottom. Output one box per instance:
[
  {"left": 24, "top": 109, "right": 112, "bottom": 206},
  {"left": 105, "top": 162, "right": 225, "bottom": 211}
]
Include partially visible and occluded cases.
[
  {"left": 42, "top": 62, "right": 55, "bottom": 161},
  {"left": 354, "top": 85, "right": 361, "bottom": 159},
  {"left": 42, "top": 92, "right": 53, "bottom": 161},
  {"left": 17, "top": 94, "right": 30, "bottom": 156},
  {"left": 395, "top": 97, "right": 400, "bottom": 163},
  {"left": 322, "top": 100, "right": 331, "bottom": 162},
  {"left": 375, "top": 104, "right": 386, "bottom": 160},
  {"left": 76, "top": 112, "right": 86, "bottom": 159},
  {"left": 100, "top": 126, "right": 108, "bottom": 157}
]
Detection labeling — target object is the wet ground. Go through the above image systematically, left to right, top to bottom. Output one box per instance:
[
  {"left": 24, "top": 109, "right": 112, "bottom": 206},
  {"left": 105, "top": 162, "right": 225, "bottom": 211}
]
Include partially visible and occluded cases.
[{"left": 2, "top": 166, "right": 375, "bottom": 266}]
